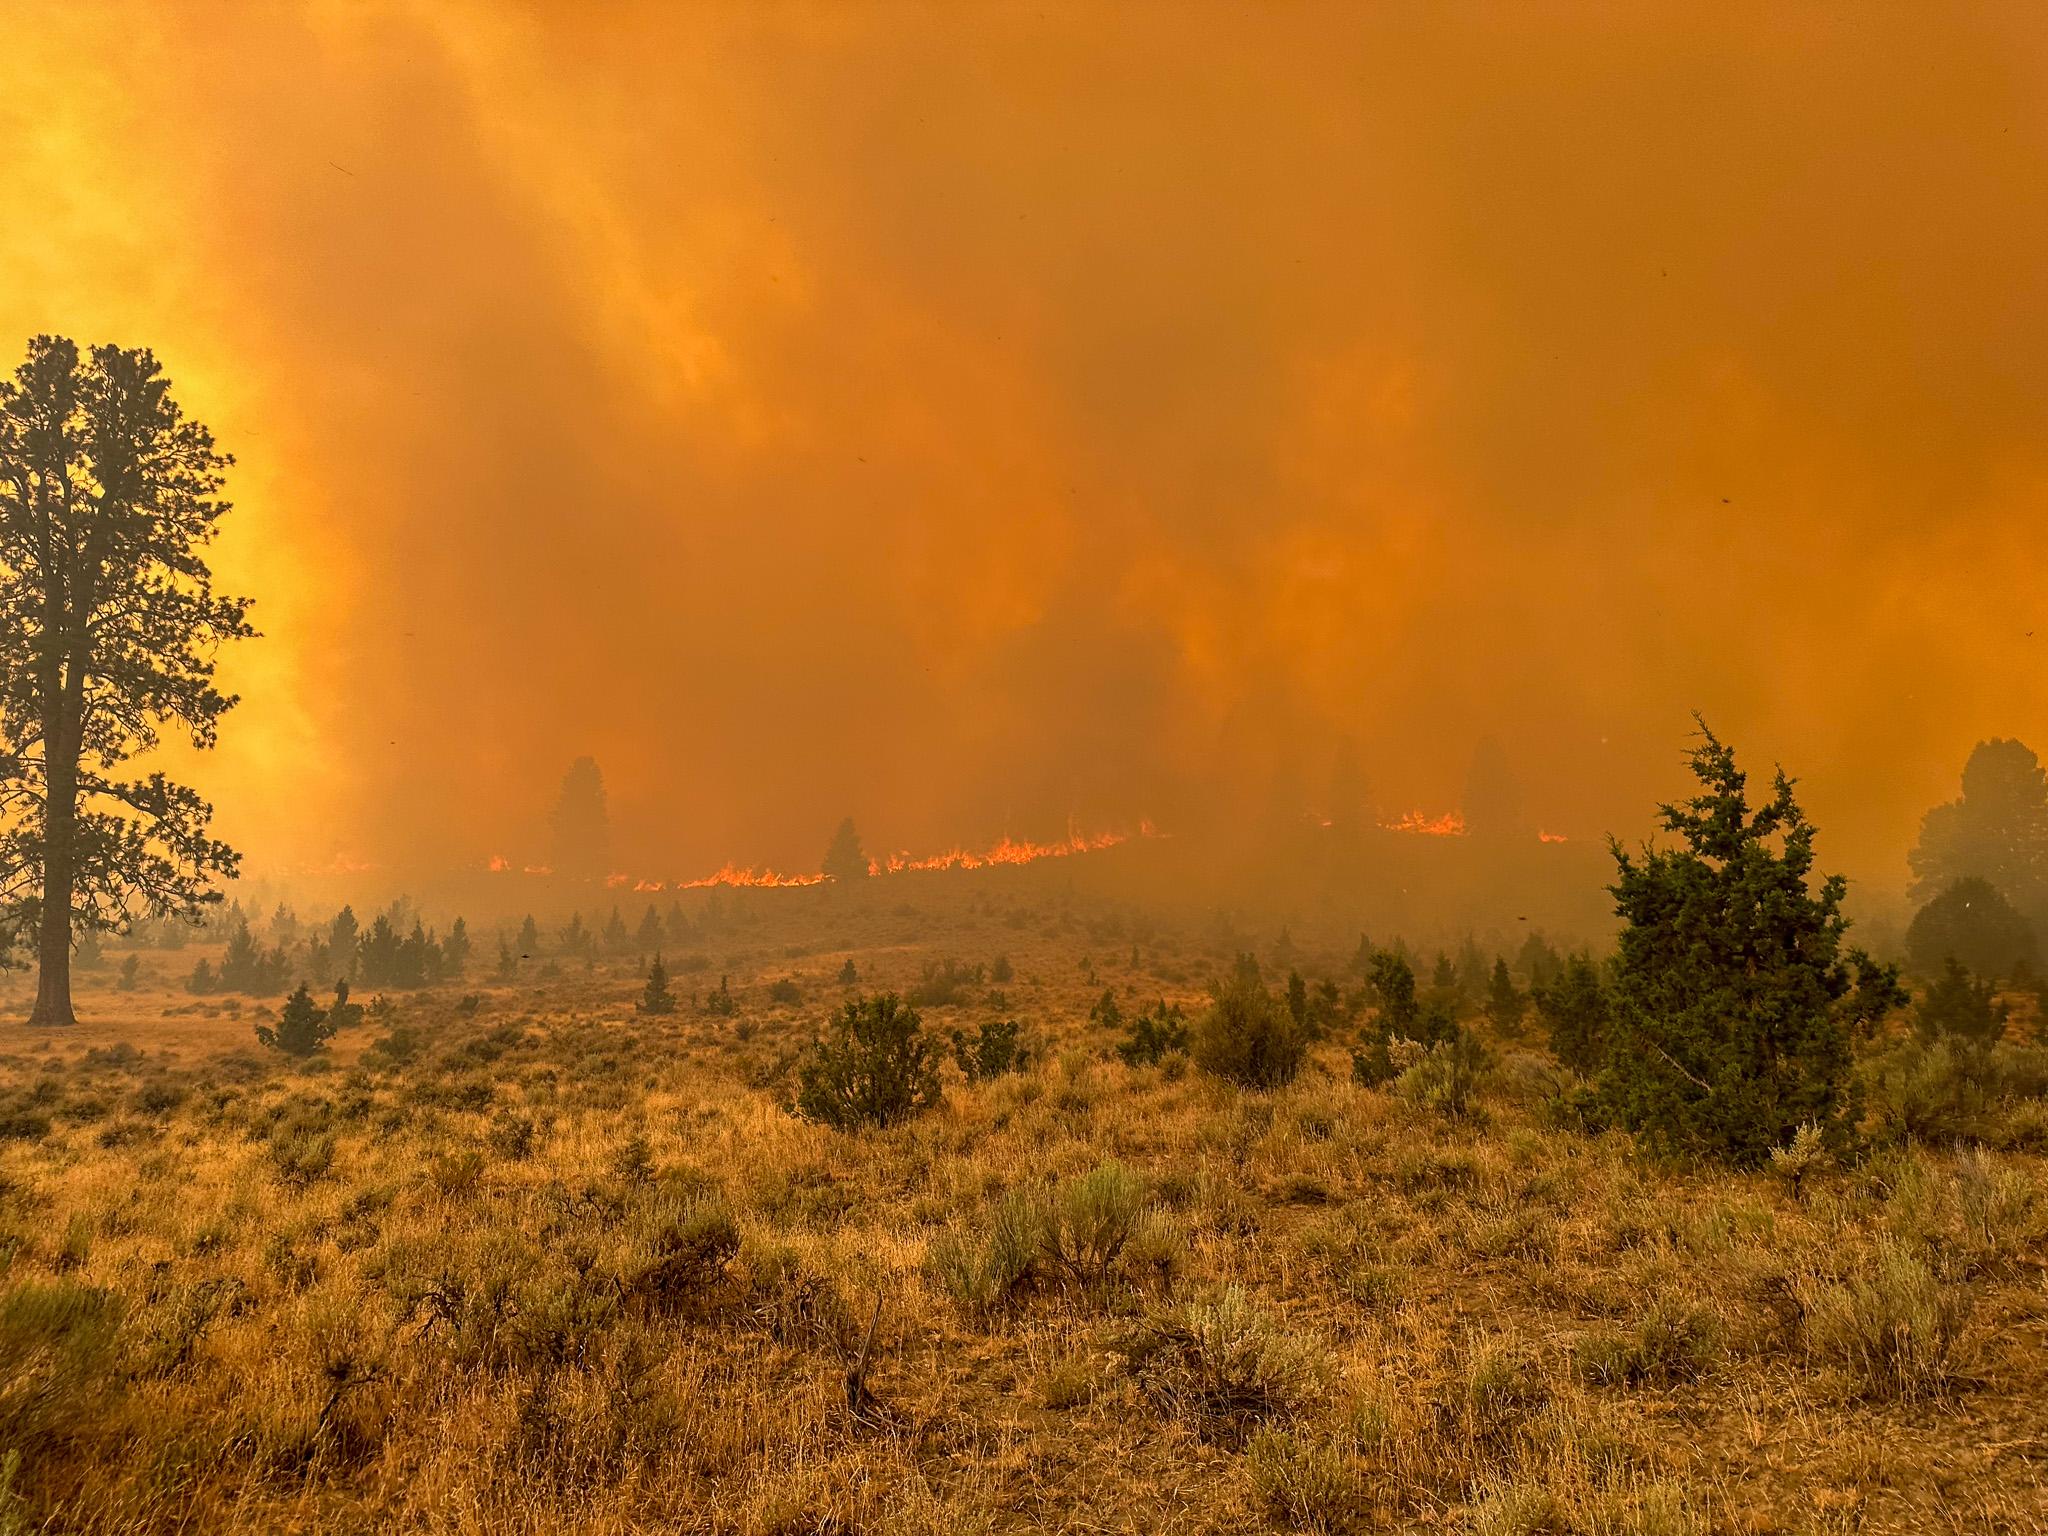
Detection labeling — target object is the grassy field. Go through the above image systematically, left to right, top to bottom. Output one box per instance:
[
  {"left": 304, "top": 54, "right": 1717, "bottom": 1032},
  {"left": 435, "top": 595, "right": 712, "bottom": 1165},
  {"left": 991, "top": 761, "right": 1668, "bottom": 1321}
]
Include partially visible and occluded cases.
[{"left": 0, "top": 887, "right": 2044, "bottom": 1534}]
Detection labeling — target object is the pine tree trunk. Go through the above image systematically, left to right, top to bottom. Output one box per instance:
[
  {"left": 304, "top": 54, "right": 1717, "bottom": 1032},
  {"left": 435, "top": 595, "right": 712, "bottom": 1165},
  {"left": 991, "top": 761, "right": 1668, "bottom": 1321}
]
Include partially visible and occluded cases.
[
  {"left": 29, "top": 721, "right": 77, "bottom": 1027},
  {"left": 29, "top": 840, "right": 75, "bottom": 1026}
]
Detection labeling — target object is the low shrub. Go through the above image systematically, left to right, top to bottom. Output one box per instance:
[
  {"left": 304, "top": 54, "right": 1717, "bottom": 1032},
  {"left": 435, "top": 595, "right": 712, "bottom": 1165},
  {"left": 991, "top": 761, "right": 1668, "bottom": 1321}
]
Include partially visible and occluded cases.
[
  {"left": 1192, "top": 960, "right": 1307, "bottom": 1089},
  {"left": 794, "top": 993, "right": 941, "bottom": 1130},
  {"left": 1114, "top": 1000, "right": 1189, "bottom": 1067},
  {"left": 950, "top": 1018, "right": 1029, "bottom": 1082},
  {"left": 1393, "top": 1029, "right": 1489, "bottom": 1117},
  {"left": 1861, "top": 1034, "right": 1995, "bottom": 1143},
  {"left": 627, "top": 1198, "right": 741, "bottom": 1313},
  {"left": 1799, "top": 1241, "right": 1971, "bottom": 1401},
  {"left": 1119, "top": 1285, "right": 1319, "bottom": 1446},
  {"left": 1576, "top": 1296, "right": 1722, "bottom": 1387}
]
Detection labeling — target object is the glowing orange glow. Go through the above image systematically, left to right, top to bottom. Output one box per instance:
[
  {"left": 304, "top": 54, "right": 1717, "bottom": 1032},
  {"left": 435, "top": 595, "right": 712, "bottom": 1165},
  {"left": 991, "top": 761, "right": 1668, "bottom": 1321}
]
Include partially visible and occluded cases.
[
  {"left": 1381, "top": 810, "right": 1467, "bottom": 837},
  {"left": 1538, "top": 830, "right": 1570, "bottom": 844},
  {"left": 486, "top": 854, "right": 511, "bottom": 872}
]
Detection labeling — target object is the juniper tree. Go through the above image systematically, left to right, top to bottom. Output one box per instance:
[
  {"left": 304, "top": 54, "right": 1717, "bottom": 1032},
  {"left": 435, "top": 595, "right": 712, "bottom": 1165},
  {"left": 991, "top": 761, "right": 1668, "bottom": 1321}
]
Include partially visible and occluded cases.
[
  {"left": 0, "top": 338, "right": 254, "bottom": 1024},
  {"left": 1603, "top": 721, "right": 1893, "bottom": 1163},
  {"left": 1909, "top": 738, "right": 2048, "bottom": 927},
  {"left": 1904, "top": 876, "right": 2036, "bottom": 983},
  {"left": 442, "top": 916, "right": 471, "bottom": 976},
  {"left": 1532, "top": 951, "right": 1610, "bottom": 1075},
  {"left": 638, "top": 953, "right": 677, "bottom": 1015},
  {"left": 1191, "top": 954, "right": 1307, "bottom": 1088},
  {"left": 1483, "top": 957, "right": 1526, "bottom": 1035},
  {"left": 1912, "top": 957, "right": 2006, "bottom": 1048},
  {"left": 256, "top": 983, "right": 334, "bottom": 1057},
  {"left": 794, "top": 992, "right": 940, "bottom": 1128}
]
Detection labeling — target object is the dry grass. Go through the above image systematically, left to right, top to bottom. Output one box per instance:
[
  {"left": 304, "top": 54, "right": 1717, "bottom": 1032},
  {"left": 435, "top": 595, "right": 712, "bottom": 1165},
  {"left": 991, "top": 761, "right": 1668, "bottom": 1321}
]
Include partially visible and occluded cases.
[{"left": 1, "top": 891, "right": 2046, "bottom": 1533}]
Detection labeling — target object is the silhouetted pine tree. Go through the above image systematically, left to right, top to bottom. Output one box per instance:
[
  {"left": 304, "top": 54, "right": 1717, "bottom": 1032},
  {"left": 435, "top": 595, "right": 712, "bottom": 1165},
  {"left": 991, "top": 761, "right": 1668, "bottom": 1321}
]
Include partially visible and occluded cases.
[
  {"left": 821, "top": 817, "right": 869, "bottom": 884},
  {"left": 329, "top": 906, "right": 360, "bottom": 966}
]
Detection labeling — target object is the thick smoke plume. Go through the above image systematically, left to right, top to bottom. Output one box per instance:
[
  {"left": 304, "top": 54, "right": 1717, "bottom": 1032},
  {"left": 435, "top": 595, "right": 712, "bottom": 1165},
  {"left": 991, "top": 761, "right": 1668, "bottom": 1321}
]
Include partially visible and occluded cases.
[{"left": 3, "top": 3, "right": 2044, "bottom": 906}]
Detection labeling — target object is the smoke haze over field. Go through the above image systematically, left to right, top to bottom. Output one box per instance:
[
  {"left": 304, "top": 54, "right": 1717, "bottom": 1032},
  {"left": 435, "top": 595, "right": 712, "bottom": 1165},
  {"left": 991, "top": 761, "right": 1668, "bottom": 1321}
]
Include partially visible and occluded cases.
[{"left": 3, "top": 3, "right": 2046, "bottom": 898}]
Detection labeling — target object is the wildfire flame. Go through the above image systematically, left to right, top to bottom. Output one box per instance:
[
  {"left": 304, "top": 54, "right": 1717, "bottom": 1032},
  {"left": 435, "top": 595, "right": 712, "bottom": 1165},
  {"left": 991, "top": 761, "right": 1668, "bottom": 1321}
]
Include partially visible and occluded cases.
[
  {"left": 1380, "top": 809, "right": 1467, "bottom": 837},
  {"left": 484, "top": 820, "right": 1158, "bottom": 891},
  {"left": 873, "top": 826, "right": 1132, "bottom": 875},
  {"left": 1538, "top": 830, "right": 1570, "bottom": 844},
  {"left": 679, "top": 864, "right": 828, "bottom": 890}
]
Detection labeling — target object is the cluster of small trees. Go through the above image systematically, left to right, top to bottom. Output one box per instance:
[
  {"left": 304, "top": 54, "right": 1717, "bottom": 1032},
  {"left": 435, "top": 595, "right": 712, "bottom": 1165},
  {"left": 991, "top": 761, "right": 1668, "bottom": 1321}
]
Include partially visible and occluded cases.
[
  {"left": 509, "top": 899, "right": 727, "bottom": 967},
  {"left": 184, "top": 903, "right": 471, "bottom": 997}
]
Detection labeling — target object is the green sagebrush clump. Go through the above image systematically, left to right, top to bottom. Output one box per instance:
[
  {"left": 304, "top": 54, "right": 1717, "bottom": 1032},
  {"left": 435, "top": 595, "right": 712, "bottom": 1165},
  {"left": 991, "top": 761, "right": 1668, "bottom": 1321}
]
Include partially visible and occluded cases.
[
  {"left": 1600, "top": 722, "right": 1902, "bottom": 1164},
  {"left": 1193, "top": 957, "right": 1308, "bottom": 1088},
  {"left": 793, "top": 992, "right": 941, "bottom": 1130},
  {"left": 950, "top": 1018, "right": 1029, "bottom": 1081},
  {"left": 1391, "top": 1028, "right": 1490, "bottom": 1118},
  {"left": 1856, "top": 1033, "right": 2048, "bottom": 1145},
  {"left": 925, "top": 1161, "right": 1180, "bottom": 1315},
  {"left": 625, "top": 1194, "right": 741, "bottom": 1314},
  {"left": 1798, "top": 1240, "right": 1972, "bottom": 1401},
  {"left": 1117, "top": 1285, "right": 1320, "bottom": 1447}
]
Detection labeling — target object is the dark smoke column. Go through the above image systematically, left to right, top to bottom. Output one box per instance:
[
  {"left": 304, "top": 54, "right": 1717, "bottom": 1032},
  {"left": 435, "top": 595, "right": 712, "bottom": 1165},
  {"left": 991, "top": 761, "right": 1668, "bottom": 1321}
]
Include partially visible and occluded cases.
[{"left": 550, "top": 757, "right": 610, "bottom": 881}]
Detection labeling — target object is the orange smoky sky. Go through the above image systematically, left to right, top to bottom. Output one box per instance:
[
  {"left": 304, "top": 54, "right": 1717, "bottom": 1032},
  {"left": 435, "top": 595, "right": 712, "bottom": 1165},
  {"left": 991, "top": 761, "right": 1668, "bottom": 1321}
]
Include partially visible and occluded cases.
[{"left": 2, "top": 2, "right": 2045, "bottom": 897}]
